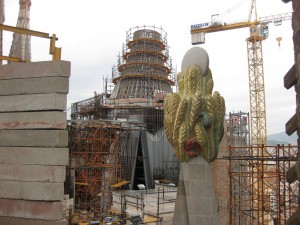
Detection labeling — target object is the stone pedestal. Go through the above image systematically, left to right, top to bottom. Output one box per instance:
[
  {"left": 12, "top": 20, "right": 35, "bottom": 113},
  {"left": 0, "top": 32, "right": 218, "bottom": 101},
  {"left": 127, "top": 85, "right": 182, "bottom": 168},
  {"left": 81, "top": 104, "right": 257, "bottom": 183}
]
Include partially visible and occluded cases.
[{"left": 173, "top": 156, "right": 219, "bottom": 225}]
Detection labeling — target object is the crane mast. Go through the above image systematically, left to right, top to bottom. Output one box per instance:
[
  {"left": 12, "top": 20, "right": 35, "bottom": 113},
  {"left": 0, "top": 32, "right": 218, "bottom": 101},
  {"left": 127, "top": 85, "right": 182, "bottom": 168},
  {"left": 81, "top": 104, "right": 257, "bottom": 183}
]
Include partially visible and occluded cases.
[
  {"left": 190, "top": 1, "right": 292, "bottom": 224},
  {"left": 247, "top": 29, "right": 268, "bottom": 225},
  {"left": 247, "top": 32, "right": 267, "bottom": 146}
]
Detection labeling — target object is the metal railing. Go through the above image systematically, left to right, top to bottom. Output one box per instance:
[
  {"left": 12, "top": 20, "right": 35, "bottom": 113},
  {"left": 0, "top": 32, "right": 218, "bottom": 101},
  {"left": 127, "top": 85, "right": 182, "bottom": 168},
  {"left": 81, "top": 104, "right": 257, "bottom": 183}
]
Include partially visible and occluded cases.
[{"left": 0, "top": 23, "right": 61, "bottom": 62}]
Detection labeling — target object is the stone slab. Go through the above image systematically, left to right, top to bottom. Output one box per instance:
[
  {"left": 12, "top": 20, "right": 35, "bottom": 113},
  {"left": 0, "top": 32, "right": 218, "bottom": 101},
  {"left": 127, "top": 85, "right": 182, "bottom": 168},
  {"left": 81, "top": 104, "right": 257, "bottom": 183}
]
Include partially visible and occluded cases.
[
  {"left": 0, "top": 60, "right": 71, "bottom": 79},
  {"left": 0, "top": 77, "right": 69, "bottom": 96},
  {"left": 0, "top": 93, "right": 67, "bottom": 112},
  {"left": 0, "top": 111, "right": 66, "bottom": 129},
  {"left": 0, "top": 130, "right": 68, "bottom": 147},
  {"left": 0, "top": 147, "right": 68, "bottom": 165},
  {"left": 0, "top": 164, "right": 66, "bottom": 182},
  {"left": 0, "top": 180, "right": 64, "bottom": 201},
  {"left": 0, "top": 199, "right": 65, "bottom": 220},
  {"left": 0, "top": 217, "right": 68, "bottom": 225}
]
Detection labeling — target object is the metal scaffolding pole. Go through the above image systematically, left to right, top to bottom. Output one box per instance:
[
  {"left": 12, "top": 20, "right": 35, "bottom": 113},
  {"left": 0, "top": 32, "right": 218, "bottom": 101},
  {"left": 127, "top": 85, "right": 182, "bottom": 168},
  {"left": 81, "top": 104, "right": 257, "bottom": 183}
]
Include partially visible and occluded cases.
[{"left": 228, "top": 144, "right": 299, "bottom": 225}]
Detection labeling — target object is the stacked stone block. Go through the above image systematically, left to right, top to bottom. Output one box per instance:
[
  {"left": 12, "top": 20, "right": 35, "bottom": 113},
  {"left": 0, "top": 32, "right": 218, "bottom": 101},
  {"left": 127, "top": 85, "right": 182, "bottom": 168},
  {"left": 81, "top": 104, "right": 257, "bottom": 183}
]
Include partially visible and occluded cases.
[
  {"left": 282, "top": 0, "right": 300, "bottom": 224},
  {"left": 0, "top": 61, "right": 70, "bottom": 225}
]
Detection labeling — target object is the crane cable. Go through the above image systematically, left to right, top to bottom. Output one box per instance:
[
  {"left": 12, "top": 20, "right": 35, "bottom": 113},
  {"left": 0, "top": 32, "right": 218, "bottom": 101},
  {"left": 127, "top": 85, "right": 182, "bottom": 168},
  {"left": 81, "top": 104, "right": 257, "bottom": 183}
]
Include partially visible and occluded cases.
[{"left": 213, "top": 0, "right": 248, "bottom": 23}]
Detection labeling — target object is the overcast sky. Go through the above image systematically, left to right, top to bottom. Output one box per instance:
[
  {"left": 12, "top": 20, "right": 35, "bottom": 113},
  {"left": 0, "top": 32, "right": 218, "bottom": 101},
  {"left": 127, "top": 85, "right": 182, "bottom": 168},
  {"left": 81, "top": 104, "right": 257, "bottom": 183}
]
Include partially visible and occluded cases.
[{"left": 3, "top": 0, "right": 294, "bottom": 135}]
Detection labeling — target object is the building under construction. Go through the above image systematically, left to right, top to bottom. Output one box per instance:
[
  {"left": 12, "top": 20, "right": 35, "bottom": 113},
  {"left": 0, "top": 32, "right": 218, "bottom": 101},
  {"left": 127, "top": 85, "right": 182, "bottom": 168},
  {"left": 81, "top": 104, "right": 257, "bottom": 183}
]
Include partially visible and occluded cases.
[
  {"left": 0, "top": 0, "right": 299, "bottom": 224},
  {"left": 69, "top": 26, "right": 179, "bottom": 215},
  {"left": 69, "top": 26, "right": 299, "bottom": 224}
]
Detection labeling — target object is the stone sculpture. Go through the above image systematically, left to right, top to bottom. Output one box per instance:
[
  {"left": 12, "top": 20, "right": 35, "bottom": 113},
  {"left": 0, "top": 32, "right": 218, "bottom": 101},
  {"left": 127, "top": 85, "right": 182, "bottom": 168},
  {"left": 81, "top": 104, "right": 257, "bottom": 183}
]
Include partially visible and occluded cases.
[{"left": 164, "top": 47, "right": 225, "bottom": 162}]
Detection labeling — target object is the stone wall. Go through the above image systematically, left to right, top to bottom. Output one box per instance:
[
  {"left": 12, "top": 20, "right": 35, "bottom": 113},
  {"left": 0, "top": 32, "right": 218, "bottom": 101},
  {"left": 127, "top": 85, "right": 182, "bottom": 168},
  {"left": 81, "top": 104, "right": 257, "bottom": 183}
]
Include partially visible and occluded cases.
[
  {"left": 283, "top": 0, "right": 300, "bottom": 224},
  {"left": 0, "top": 61, "right": 70, "bottom": 225},
  {"left": 211, "top": 123, "right": 230, "bottom": 225}
]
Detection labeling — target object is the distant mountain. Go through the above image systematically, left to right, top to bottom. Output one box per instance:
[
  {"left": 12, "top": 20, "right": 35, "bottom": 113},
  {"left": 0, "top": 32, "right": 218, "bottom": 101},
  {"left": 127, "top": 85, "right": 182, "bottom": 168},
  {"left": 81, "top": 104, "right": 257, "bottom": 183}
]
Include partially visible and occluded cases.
[{"left": 267, "top": 132, "right": 297, "bottom": 145}]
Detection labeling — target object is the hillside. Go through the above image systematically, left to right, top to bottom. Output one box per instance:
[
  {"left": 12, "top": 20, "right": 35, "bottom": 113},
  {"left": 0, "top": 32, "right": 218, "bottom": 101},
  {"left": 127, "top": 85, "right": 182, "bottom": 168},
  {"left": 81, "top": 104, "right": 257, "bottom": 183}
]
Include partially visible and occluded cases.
[{"left": 267, "top": 132, "right": 297, "bottom": 145}]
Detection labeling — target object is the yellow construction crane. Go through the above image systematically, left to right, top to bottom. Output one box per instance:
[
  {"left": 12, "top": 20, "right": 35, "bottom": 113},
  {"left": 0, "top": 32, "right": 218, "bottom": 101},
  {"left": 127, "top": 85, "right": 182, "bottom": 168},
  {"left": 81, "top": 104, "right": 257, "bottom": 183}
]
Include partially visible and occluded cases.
[
  {"left": 190, "top": 0, "right": 291, "bottom": 146},
  {"left": 190, "top": 1, "right": 292, "bottom": 224}
]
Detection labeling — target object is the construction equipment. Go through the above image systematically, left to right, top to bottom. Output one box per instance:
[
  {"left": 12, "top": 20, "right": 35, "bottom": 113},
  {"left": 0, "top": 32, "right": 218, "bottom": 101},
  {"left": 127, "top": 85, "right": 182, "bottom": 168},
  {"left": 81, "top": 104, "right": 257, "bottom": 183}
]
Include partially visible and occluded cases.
[
  {"left": 190, "top": 0, "right": 292, "bottom": 224},
  {"left": 191, "top": 0, "right": 291, "bottom": 146},
  {"left": 0, "top": 24, "right": 61, "bottom": 62}
]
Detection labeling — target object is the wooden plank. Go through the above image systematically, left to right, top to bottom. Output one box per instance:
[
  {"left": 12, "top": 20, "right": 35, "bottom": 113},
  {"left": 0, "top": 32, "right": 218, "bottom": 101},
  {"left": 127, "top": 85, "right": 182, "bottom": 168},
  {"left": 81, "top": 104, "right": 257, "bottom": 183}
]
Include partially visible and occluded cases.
[
  {"left": 284, "top": 64, "right": 296, "bottom": 89},
  {"left": 286, "top": 113, "right": 298, "bottom": 136},
  {"left": 286, "top": 164, "right": 298, "bottom": 184}
]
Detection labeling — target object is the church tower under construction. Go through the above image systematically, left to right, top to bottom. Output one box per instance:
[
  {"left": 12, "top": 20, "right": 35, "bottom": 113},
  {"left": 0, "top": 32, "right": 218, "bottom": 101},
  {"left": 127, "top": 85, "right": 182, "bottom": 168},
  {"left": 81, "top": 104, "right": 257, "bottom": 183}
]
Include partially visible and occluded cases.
[
  {"left": 69, "top": 26, "right": 178, "bottom": 213},
  {"left": 111, "top": 26, "right": 175, "bottom": 99}
]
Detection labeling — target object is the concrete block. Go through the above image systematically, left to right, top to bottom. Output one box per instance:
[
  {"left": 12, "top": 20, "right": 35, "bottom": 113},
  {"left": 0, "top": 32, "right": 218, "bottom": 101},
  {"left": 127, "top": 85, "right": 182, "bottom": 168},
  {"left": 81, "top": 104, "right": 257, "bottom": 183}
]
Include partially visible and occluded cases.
[
  {"left": 0, "top": 60, "right": 71, "bottom": 79},
  {"left": 0, "top": 77, "right": 69, "bottom": 96},
  {"left": 0, "top": 93, "right": 67, "bottom": 112},
  {"left": 0, "top": 111, "right": 66, "bottom": 129},
  {"left": 0, "top": 130, "right": 68, "bottom": 147},
  {"left": 0, "top": 147, "right": 69, "bottom": 165},
  {"left": 0, "top": 164, "right": 66, "bottom": 182},
  {"left": 0, "top": 180, "right": 64, "bottom": 201},
  {"left": 0, "top": 199, "right": 65, "bottom": 220},
  {"left": 0, "top": 217, "right": 68, "bottom": 225}
]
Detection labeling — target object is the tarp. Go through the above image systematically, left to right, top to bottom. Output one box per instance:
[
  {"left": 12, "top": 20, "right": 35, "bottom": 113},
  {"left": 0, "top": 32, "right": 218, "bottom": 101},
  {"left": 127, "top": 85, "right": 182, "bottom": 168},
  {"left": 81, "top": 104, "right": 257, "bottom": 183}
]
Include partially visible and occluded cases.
[{"left": 122, "top": 128, "right": 178, "bottom": 190}]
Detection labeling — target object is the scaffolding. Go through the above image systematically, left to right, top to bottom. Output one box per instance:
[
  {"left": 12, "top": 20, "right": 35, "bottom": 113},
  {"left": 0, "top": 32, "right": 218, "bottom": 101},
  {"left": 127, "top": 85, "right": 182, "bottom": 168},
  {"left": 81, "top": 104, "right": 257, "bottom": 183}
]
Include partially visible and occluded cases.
[
  {"left": 71, "top": 25, "right": 175, "bottom": 134},
  {"left": 111, "top": 25, "right": 175, "bottom": 99},
  {"left": 69, "top": 26, "right": 179, "bottom": 221},
  {"left": 70, "top": 94, "right": 106, "bottom": 120},
  {"left": 71, "top": 96, "right": 165, "bottom": 134},
  {"left": 228, "top": 112, "right": 299, "bottom": 225},
  {"left": 228, "top": 112, "right": 252, "bottom": 224},
  {"left": 69, "top": 120, "right": 179, "bottom": 218},
  {"left": 69, "top": 121, "right": 131, "bottom": 216},
  {"left": 229, "top": 144, "right": 298, "bottom": 225},
  {"left": 112, "top": 184, "right": 177, "bottom": 224}
]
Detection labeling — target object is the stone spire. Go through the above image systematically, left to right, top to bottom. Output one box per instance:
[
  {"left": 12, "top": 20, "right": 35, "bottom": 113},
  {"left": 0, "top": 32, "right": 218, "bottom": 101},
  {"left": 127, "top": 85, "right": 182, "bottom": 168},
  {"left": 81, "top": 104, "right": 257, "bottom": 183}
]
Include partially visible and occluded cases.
[
  {"left": 0, "top": 0, "right": 5, "bottom": 65},
  {"left": 9, "top": 0, "right": 31, "bottom": 62}
]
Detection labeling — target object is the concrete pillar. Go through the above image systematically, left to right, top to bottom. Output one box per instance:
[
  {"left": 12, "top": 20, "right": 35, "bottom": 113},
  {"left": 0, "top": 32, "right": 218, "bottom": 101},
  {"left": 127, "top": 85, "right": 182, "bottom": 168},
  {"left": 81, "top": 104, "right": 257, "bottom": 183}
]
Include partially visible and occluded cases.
[{"left": 173, "top": 156, "right": 219, "bottom": 225}]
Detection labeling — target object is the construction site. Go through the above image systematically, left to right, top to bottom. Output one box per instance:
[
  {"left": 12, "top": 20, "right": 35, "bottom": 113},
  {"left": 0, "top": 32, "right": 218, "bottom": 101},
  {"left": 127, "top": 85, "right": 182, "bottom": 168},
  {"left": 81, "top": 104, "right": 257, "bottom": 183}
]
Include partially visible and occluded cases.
[{"left": 0, "top": 0, "right": 299, "bottom": 225}]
